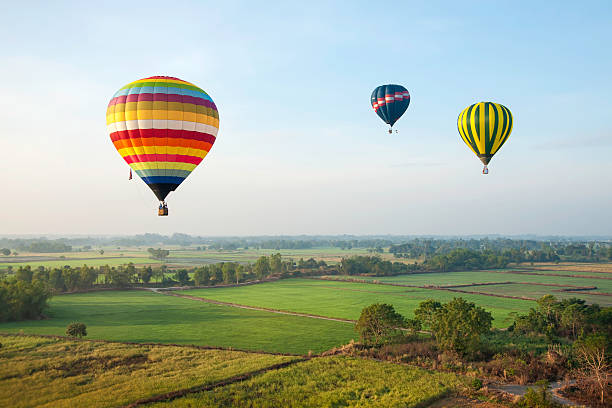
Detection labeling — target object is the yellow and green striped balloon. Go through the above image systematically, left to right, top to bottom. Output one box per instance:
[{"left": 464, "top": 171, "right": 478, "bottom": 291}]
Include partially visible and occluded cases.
[{"left": 457, "top": 102, "right": 513, "bottom": 171}]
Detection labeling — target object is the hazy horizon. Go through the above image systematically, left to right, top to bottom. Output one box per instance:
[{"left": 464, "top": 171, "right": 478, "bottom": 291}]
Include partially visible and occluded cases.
[{"left": 2, "top": 1, "right": 611, "bottom": 236}]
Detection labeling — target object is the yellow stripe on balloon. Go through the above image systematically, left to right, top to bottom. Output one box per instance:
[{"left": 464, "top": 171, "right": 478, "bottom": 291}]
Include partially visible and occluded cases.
[{"left": 130, "top": 162, "right": 197, "bottom": 171}]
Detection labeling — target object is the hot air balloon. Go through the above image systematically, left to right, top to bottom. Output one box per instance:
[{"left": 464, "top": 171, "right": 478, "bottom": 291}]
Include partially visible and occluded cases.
[
  {"left": 107, "top": 76, "right": 219, "bottom": 215},
  {"left": 371, "top": 84, "right": 410, "bottom": 133},
  {"left": 457, "top": 102, "right": 513, "bottom": 174}
]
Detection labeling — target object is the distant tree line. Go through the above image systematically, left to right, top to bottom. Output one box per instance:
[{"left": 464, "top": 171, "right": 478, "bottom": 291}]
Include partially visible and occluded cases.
[
  {"left": 0, "top": 239, "right": 72, "bottom": 253},
  {"left": 390, "top": 239, "right": 612, "bottom": 263},
  {"left": 339, "top": 249, "right": 514, "bottom": 276},
  {"left": 2, "top": 254, "right": 333, "bottom": 293}
]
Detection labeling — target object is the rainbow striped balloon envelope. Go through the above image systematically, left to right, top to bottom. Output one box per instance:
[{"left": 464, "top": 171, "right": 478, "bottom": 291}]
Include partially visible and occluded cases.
[{"left": 107, "top": 76, "right": 219, "bottom": 203}]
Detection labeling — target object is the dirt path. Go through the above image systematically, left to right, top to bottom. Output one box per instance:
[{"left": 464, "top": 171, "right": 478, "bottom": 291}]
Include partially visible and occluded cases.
[
  {"left": 151, "top": 289, "right": 357, "bottom": 324},
  {"left": 488, "top": 380, "right": 577, "bottom": 406}
]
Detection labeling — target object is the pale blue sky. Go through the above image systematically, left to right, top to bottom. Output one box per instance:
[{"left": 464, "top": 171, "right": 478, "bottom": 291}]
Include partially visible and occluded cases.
[{"left": 1, "top": 1, "right": 611, "bottom": 235}]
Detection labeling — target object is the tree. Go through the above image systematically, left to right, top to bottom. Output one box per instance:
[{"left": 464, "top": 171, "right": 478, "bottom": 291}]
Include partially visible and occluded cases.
[
  {"left": 0, "top": 248, "right": 10, "bottom": 256},
  {"left": 99, "top": 249, "right": 104, "bottom": 255},
  {"left": 269, "top": 253, "right": 282, "bottom": 274},
  {"left": 254, "top": 256, "right": 270, "bottom": 280},
  {"left": 222, "top": 263, "right": 235, "bottom": 284},
  {"left": 235, "top": 264, "right": 244, "bottom": 284},
  {"left": 15, "top": 266, "right": 33, "bottom": 283},
  {"left": 139, "top": 266, "right": 153, "bottom": 284},
  {"left": 193, "top": 267, "right": 210, "bottom": 286},
  {"left": 174, "top": 269, "right": 191, "bottom": 286},
  {"left": 430, "top": 297, "right": 493, "bottom": 355},
  {"left": 414, "top": 299, "right": 442, "bottom": 330},
  {"left": 355, "top": 303, "right": 406, "bottom": 345},
  {"left": 66, "top": 322, "right": 87, "bottom": 338},
  {"left": 574, "top": 334, "right": 610, "bottom": 404}
]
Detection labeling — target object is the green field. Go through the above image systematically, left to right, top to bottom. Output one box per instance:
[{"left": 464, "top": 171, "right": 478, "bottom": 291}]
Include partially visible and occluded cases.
[
  {"left": 0, "top": 246, "right": 375, "bottom": 270},
  {"left": 328, "top": 270, "right": 612, "bottom": 289},
  {"left": 181, "top": 278, "right": 535, "bottom": 327},
  {"left": 457, "top": 283, "right": 612, "bottom": 306},
  {"left": 0, "top": 291, "right": 355, "bottom": 354},
  {"left": 0, "top": 335, "right": 297, "bottom": 408},
  {"left": 0, "top": 335, "right": 466, "bottom": 408},
  {"left": 146, "top": 356, "right": 466, "bottom": 408}
]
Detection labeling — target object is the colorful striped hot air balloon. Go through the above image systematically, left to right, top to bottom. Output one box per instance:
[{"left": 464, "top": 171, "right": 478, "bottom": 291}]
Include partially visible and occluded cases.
[
  {"left": 107, "top": 76, "right": 219, "bottom": 215},
  {"left": 371, "top": 84, "right": 410, "bottom": 133},
  {"left": 457, "top": 102, "right": 513, "bottom": 174}
]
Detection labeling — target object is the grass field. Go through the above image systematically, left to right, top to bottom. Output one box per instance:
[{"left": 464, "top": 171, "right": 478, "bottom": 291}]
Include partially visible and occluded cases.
[
  {"left": 0, "top": 246, "right": 378, "bottom": 270},
  {"left": 520, "top": 262, "right": 612, "bottom": 275},
  {"left": 325, "top": 271, "right": 612, "bottom": 306},
  {"left": 181, "top": 278, "right": 535, "bottom": 327},
  {"left": 455, "top": 283, "right": 612, "bottom": 306},
  {"left": 0, "top": 291, "right": 356, "bottom": 354},
  {"left": 0, "top": 335, "right": 297, "bottom": 408},
  {"left": 146, "top": 356, "right": 466, "bottom": 408}
]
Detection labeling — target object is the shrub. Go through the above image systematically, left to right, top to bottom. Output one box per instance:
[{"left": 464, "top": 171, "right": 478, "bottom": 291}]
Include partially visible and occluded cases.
[{"left": 66, "top": 322, "right": 87, "bottom": 338}]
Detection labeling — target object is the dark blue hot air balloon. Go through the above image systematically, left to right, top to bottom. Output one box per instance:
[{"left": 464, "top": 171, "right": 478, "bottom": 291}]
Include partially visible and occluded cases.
[{"left": 371, "top": 84, "right": 410, "bottom": 133}]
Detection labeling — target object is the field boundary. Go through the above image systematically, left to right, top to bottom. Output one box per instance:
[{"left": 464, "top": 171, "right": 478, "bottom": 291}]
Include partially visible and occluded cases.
[
  {"left": 310, "top": 276, "right": 538, "bottom": 301},
  {"left": 158, "top": 290, "right": 358, "bottom": 324},
  {"left": 0, "top": 332, "right": 302, "bottom": 357},
  {"left": 121, "top": 358, "right": 308, "bottom": 407}
]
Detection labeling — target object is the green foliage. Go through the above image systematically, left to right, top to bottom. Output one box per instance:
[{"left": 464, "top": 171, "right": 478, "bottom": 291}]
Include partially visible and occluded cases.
[
  {"left": 147, "top": 247, "right": 170, "bottom": 261},
  {"left": 1, "top": 248, "right": 10, "bottom": 256},
  {"left": 341, "top": 255, "right": 416, "bottom": 276},
  {"left": 254, "top": 256, "right": 270, "bottom": 279},
  {"left": 173, "top": 269, "right": 191, "bottom": 286},
  {"left": 0, "top": 279, "right": 52, "bottom": 322},
  {"left": 511, "top": 295, "right": 611, "bottom": 340},
  {"left": 424, "top": 297, "right": 493, "bottom": 355},
  {"left": 414, "top": 299, "right": 442, "bottom": 330},
  {"left": 355, "top": 303, "right": 406, "bottom": 345},
  {"left": 66, "top": 322, "right": 87, "bottom": 338},
  {"left": 471, "top": 378, "right": 483, "bottom": 390},
  {"left": 513, "top": 383, "right": 561, "bottom": 408}
]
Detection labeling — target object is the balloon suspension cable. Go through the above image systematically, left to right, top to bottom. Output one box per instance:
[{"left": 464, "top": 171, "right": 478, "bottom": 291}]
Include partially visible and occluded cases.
[{"left": 482, "top": 165, "right": 489, "bottom": 175}]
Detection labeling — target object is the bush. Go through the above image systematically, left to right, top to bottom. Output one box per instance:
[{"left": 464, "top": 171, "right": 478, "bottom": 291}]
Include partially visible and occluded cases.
[
  {"left": 355, "top": 303, "right": 406, "bottom": 346},
  {"left": 66, "top": 322, "right": 87, "bottom": 338},
  {"left": 471, "top": 378, "right": 483, "bottom": 390},
  {"left": 513, "top": 382, "right": 561, "bottom": 407}
]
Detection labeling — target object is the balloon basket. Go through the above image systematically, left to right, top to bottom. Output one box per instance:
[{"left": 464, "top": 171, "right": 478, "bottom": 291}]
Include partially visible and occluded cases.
[
  {"left": 482, "top": 165, "right": 489, "bottom": 175},
  {"left": 158, "top": 202, "right": 169, "bottom": 216}
]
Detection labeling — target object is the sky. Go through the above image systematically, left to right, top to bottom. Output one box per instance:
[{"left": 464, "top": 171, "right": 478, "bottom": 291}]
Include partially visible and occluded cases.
[{"left": 1, "top": 1, "right": 611, "bottom": 236}]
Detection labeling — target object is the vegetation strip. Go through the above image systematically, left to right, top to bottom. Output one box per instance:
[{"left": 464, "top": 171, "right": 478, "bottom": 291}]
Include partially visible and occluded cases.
[
  {"left": 161, "top": 290, "right": 357, "bottom": 323},
  {"left": 0, "top": 332, "right": 300, "bottom": 356},
  {"left": 121, "top": 358, "right": 307, "bottom": 408}
]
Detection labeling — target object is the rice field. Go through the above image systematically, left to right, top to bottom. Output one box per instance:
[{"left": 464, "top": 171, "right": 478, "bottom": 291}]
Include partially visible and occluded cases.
[
  {"left": 181, "top": 278, "right": 535, "bottom": 327},
  {"left": 0, "top": 291, "right": 356, "bottom": 354},
  {"left": 0, "top": 334, "right": 297, "bottom": 408},
  {"left": 145, "top": 356, "right": 467, "bottom": 408}
]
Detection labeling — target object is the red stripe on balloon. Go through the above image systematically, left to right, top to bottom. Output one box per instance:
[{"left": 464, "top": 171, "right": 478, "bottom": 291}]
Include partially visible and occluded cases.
[
  {"left": 110, "top": 129, "right": 216, "bottom": 144},
  {"left": 123, "top": 154, "right": 203, "bottom": 165}
]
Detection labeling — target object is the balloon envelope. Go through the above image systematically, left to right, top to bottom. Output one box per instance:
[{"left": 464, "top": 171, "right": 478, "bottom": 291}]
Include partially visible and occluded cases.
[
  {"left": 107, "top": 76, "right": 219, "bottom": 201},
  {"left": 371, "top": 84, "right": 410, "bottom": 127},
  {"left": 457, "top": 102, "right": 512, "bottom": 165}
]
